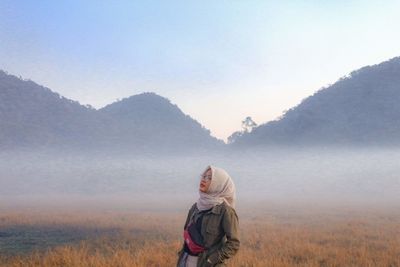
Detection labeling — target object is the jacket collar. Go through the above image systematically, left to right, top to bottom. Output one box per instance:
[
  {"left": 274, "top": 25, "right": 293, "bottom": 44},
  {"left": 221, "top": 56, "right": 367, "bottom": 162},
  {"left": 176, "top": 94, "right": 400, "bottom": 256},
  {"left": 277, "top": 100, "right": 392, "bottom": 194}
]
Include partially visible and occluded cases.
[{"left": 210, "top": 203, "right": 224, "bottom": 214}]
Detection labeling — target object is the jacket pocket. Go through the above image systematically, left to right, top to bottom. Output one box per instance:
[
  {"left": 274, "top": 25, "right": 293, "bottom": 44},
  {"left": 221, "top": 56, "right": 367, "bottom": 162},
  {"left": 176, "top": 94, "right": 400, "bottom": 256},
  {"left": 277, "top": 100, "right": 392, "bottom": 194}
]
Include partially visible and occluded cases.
[
  {"left": 204, "top": 226, "right": 220, "bottom": 249},
  {"left": 205, "top": 226, "right": 219, "bottom": 240},
  {"left": 206, "top": 226, "right": 218, "bottom": 234}
]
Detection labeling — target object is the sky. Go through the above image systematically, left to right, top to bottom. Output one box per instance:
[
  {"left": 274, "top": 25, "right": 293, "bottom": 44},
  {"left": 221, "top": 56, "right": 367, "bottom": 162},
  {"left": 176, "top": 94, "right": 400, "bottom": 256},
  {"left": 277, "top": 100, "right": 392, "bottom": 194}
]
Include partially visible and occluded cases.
[{"left": 1, "top": 1, "right": 400, "bottom": 142}]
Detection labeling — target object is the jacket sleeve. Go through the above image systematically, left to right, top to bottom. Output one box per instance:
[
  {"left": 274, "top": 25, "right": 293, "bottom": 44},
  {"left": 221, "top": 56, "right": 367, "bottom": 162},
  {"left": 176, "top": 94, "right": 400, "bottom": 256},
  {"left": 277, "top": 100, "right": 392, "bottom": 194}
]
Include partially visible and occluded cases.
[
  {"left": 184, "top": 203, "right": 196, "bottom": 229},
  {"left": 178, "top": 204, "right": 196, "bottom": 255},
  {"left": 207, "top": 208, "right": 240, "bottom": 264}
]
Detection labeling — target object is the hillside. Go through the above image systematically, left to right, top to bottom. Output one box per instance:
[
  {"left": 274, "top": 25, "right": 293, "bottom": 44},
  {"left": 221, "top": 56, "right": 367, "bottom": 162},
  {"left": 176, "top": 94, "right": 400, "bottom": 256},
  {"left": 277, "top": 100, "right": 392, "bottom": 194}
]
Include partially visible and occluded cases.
[
  {"left": 232, "top": 57, "right": 400, "bottom": 147},
  {"left": 0, "top": 70, "right": 112, "bottom": 149},
  {"left": 0, "top": 71, "right": 222, "bottom": 153},
  {"left": 99, "top": 92, "right": 224, "bottom": 152}
]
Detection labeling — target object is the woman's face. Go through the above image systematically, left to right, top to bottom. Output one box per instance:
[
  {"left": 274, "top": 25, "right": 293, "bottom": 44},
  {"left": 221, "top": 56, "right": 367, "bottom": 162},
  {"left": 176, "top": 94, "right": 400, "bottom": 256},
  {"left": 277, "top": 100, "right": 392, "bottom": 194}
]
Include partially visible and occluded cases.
[{"left": 199, "top": 168, "right": 212, "bottom": 193}]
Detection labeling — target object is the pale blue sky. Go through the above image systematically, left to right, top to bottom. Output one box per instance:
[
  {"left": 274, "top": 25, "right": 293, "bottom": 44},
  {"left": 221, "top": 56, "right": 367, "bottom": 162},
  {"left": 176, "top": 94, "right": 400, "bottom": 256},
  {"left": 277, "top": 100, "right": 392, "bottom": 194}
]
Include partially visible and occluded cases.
[{"left": 1, "top": 1, "right": 400, "bottom": 141}]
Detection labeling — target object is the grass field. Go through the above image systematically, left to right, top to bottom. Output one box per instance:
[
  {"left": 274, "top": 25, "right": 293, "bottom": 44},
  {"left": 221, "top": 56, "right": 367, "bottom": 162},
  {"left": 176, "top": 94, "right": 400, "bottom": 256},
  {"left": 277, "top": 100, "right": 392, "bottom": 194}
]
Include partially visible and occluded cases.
[{"left": 0, "top": 202, "right": 399, "bottom": 267}]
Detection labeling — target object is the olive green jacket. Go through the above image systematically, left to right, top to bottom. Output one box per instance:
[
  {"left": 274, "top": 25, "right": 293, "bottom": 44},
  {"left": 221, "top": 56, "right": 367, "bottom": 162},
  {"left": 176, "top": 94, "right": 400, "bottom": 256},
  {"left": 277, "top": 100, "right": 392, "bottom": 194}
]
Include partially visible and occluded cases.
[{"left": 176, "top": 202, "right": 240, "bottom": 267}]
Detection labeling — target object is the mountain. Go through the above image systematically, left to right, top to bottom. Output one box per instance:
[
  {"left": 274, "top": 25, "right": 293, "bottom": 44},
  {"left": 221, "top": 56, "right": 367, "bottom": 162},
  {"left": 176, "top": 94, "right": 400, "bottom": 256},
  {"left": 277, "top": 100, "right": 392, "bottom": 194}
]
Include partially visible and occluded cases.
[
  {"left": 231, "top": 56, "right": 400, "bottom": 148},
  {"left": 0, "top": 70, "right": 113, "bottom": 150},
  {"left": 0, "top": 71, "right": 222, "bottom": 153},
  {"left": 99, "top": 92, "right": 224, "bottom": 153}
]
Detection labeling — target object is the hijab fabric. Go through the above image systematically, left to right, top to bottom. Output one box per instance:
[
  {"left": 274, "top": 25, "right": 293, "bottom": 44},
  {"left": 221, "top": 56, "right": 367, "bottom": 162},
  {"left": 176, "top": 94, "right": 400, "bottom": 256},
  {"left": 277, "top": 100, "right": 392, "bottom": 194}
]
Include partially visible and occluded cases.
[{"left": 196, "top": 165, "right": 236, "bottom": 211}]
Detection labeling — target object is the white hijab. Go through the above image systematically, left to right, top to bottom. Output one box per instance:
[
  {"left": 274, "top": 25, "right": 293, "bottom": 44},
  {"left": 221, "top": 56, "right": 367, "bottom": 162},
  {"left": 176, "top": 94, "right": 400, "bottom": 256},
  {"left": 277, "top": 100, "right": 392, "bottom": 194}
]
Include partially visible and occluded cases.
[{"left": 196, "top": 165, "right": 236, "bottom": 211}]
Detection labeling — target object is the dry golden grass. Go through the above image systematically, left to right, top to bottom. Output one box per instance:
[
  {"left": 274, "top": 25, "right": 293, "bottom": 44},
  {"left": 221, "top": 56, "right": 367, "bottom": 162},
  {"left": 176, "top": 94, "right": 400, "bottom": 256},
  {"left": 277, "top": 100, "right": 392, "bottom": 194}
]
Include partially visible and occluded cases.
[{"left": 0, "top": 204, "right": 399, "bottom": 267}]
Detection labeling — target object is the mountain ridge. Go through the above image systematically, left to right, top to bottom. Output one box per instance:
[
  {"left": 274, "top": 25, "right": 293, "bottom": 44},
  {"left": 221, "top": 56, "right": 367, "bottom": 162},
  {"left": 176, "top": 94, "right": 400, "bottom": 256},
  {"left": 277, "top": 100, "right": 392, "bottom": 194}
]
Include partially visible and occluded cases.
[
  {"left": 231, "top": 56, "right": 400, "bottom": 147},
  {"left": 0, "top": 70, "right": 223, "bottom": 153}
]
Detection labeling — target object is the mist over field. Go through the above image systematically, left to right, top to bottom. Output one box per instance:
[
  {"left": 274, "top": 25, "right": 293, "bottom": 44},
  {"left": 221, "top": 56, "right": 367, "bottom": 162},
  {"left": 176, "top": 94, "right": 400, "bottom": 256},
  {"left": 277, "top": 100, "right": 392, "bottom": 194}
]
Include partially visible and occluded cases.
[
  {"left": 2, "top": 57, "right": 400, "bottom": 213},
  {"left": 2, "top": 148, "right": 399, "bottom": 212}
]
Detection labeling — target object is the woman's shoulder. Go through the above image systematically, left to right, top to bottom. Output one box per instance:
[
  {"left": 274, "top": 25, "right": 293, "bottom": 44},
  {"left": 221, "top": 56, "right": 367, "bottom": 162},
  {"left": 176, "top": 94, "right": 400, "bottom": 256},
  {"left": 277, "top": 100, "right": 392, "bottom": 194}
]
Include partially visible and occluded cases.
[
  {"left": 211, "top": 201, "right": 236, "bottom": 213},
  {"left": 188, "top": 202, "right": 197, "bottom": 213},
  {"left": 188, "top": 202, "right": 237, "bottom": 217},
  {"left": 219, "top": 202, "right": 238, "bottom": 217}
]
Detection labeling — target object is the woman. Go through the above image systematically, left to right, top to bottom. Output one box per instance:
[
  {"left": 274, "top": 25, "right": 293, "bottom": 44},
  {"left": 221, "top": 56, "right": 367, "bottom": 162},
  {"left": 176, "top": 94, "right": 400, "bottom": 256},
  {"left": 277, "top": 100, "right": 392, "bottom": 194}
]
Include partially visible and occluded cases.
[{"left": 177, "top": 165, "right": 240, "bottom": 267}]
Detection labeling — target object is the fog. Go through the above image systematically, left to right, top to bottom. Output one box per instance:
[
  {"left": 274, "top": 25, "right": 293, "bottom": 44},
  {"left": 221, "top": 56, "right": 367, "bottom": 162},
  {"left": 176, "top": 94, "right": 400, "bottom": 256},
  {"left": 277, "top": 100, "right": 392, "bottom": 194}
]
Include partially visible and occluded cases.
[{"left": 1, "top": 148, "right": 399, "bottom": 212}]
